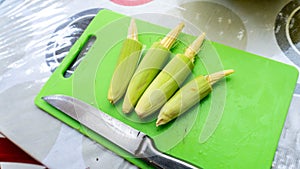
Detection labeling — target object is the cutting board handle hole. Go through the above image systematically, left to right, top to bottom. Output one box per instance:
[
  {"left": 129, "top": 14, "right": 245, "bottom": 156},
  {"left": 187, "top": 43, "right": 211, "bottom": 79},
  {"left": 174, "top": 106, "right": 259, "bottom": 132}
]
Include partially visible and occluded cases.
[{"left": 63, "top": 35, "right": 97, "bottom": 78}]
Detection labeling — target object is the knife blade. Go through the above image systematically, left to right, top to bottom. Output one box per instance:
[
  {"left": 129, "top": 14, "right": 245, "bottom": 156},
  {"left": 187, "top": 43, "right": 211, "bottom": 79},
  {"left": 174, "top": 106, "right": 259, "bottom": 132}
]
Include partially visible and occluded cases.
[{"left": 42, "top": 95, "right": 199, "bottom": 169}]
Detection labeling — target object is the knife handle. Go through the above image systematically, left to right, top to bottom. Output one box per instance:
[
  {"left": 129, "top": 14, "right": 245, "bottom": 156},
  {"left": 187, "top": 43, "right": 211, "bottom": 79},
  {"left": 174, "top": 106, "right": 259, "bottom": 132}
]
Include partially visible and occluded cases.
[{"left": 136, "top": 136, "right": 200, "bottom": 169}]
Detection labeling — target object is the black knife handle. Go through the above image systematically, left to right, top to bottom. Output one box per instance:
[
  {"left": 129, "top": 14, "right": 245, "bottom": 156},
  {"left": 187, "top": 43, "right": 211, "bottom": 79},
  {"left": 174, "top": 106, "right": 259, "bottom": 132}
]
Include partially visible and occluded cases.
[{"left": 135, "top": 136, "right": 200, "bottom": 169}]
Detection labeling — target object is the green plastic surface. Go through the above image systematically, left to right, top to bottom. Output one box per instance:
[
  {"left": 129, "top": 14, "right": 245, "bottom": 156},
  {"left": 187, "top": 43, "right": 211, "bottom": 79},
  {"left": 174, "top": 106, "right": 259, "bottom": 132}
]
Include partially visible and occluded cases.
[{"left": 34, "top": 9, "right": 299, "bottom": 169}]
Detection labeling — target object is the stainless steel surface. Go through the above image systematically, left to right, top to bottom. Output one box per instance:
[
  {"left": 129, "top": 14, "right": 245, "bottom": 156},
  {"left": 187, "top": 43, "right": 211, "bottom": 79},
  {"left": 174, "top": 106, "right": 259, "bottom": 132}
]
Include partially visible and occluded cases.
[{"left": 43, "top": 95, "right": 146, "bottom": 156}]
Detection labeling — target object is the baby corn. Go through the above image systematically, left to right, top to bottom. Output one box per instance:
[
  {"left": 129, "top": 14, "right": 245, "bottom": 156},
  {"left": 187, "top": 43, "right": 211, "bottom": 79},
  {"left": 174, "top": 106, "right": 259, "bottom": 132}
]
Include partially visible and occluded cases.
[
  {"left": 108, "top": 19, "right": 143, "bottom": 104},
  {"left": 122, "top": 22, "right": 185, "bottom": 113},
  {"left": 135, "top": 33, "right": 206, "bottom": 118},
  {"left": 156, "top": 69, "right": 234, "bottom": 126}
]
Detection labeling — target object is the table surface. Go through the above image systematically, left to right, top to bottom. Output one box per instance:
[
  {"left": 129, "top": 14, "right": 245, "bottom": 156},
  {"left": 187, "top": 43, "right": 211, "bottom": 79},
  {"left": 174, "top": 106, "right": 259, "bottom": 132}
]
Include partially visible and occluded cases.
[{"left": 0, "top": 0, "right": 299, "bottom": 169}]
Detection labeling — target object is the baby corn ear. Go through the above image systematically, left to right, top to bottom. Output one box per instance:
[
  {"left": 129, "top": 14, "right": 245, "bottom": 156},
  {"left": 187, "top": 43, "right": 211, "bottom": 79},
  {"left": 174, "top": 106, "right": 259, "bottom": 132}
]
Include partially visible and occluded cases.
[
  {"left": 108, "top": 18, "right": 142, "bottom": 104},
  {"left": 127, "top": 18, "right": 138, "bottom": 41},
  {"left": 160, "top": 22, "right": 185, "bottom": 49},
  {"left": 122, "top": 23, "right": 185, "bottom": 113},
  {"left": 135, "top": 33, "right": 206, "bottom": 118},
  {"left": 122, "top": 42, "right": 170, "bottom": 113},
  {"left": 135, "top": 53, "right": 193, "bottom": 118},
  {"left": 205, "top": 69, "right": 234, "bottom": 85},
  {"left": 156, "top": 70, "right": 234, "bottom": 126}
]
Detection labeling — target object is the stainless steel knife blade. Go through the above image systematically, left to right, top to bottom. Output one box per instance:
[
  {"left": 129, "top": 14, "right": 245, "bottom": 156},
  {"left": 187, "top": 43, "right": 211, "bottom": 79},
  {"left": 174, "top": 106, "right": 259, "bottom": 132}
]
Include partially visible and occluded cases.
[
  {"left": 43, "top": 94, "right": 145, "bottom": 154},
  {"left": 42, "top": 95, "right": 199, "bottom": 169}
]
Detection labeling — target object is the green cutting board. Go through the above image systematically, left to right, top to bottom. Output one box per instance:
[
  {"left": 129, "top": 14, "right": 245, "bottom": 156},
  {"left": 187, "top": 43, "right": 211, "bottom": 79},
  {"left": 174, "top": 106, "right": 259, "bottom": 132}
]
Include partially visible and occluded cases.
[{"left": 35, "top": 9, "right": 298, "bottom": 169}]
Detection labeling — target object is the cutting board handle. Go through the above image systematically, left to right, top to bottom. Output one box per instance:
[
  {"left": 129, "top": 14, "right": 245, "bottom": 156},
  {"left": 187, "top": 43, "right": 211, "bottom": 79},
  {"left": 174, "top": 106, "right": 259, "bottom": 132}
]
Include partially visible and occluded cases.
[{"left": 62, "top": 35, "right": 97, "bottom": 78}]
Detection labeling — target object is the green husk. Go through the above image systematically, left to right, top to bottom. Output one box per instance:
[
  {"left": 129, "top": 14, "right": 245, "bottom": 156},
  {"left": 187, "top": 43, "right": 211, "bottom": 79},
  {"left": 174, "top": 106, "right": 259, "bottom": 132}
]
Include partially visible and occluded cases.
[
  {"left": 122, "top": 22, "right": 185, "bottom": 113},
  {"left": 134, "top": 33, "right": 206, "bottom": 118},
  {"left": 107, "top": 38, "right": 142, "bottom": 104},
  {"left": 122, "top": 42, "right": 170, "bottom": 113},
  {"left": 135, "top": 54, "right": 194, "bottom": 118},
  {"left": 156, "top": 69, "right": 235, "bottom": 126},
  {"left": 156, "top": 75, "right": 212, "bottom": 126}
]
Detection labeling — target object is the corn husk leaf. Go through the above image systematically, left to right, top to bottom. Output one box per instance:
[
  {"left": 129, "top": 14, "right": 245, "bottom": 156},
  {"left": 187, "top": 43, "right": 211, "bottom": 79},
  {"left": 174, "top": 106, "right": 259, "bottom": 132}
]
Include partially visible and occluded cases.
[
  {"left": 108, "top": 39, "right": 142, "bottom": 104},
  {"left": 135, "top": 54, "right": 194, "bottom": 118}
]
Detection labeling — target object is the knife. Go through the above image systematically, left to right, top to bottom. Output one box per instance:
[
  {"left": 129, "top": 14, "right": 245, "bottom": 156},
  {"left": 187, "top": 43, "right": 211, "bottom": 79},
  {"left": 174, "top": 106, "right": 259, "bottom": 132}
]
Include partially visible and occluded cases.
[{"left": 42, "top": 95, "right": 199, "bottom": 169}]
